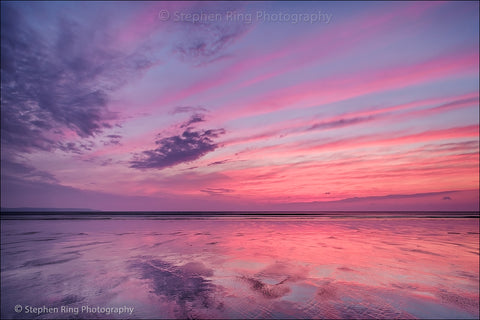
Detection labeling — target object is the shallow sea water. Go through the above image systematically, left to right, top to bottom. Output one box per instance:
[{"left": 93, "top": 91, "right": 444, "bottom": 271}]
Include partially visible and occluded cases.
[{"left": 1, "top": 215, "right": 479, "bottom": 319}]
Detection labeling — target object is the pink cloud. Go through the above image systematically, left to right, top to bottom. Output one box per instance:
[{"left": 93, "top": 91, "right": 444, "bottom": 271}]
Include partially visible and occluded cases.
[
  {"left": 140, "top": 2, "right": 447, "bottom": 115},
  {"left": 232, "top": 49, "right": 478, "bottom": 119},
  {"left": 221, "top": 92, "right": 478, "bottom": 149},
  {"left": 232, "top": 124, "right": 479, "bottom": 167},
  {"left": 215, "top": 147, "right": 478, "bottom": 203}
]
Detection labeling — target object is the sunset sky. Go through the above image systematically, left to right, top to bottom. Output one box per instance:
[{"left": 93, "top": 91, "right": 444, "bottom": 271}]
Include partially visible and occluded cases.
[{"left": 1, "top": 1, "right": 479, "bottom": 211}]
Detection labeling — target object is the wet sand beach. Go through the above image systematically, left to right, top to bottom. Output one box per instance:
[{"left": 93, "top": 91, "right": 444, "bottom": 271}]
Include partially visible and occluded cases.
[{"left": 1, "top": 215, "right": 479, "bottom": 319}]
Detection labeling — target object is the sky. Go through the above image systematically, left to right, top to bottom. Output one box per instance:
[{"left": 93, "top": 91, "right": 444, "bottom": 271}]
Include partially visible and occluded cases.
[{"left": 1, "top": 1, "right": 479, "bottom": 211}]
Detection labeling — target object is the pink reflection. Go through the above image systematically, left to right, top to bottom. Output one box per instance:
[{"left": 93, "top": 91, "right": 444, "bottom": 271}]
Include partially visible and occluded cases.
[{"left": 1, "top": 217, "right": 479, "bottom": 319}]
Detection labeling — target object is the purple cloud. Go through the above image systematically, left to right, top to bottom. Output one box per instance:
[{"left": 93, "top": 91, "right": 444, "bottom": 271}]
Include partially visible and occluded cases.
[
  {"left": 0, "top": 5, "right": 156, "bottom": 155},
  {"left": 171, "top": 6, "right": 251, "bottom": 66},
  {"left": 171, "top": 106, "right": 209, "bottom": 114},
  {"left": 180, "top": 114, "right": 207, "bottom": 128},
  {"left": 308, "top": 115, "right": 377, "bottom": 131},
  {"left": 130, "top": 128, "right": 226, "bottom": 170},
  {"left": 103, "top": 135, "right": 123, "bottom": 146},
  {"left": 57, "top": 141, "right": 96, "bottom": 154},
  {"left": 208, "top": 159, "right": 230, "bottom": 166},
  {"left": 201, "top": 188, "right": 234, "bottom": 195},
  {"left": 334, "top": 191, "right": 460, "bottom": 203}
]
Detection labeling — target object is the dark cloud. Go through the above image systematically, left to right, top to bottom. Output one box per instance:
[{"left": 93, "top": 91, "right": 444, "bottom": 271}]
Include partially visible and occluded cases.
[
  {"left": 1, "top": 4, "right": 155, "bottom": 155},
  {"left": 172, "top": 9, "right": 250, "bottom": 66},
  {"left": 419, "top": 96, "right": 480, "bottom": 116},
  {"left": 171, "top": 106, "right": 208, "bottom": 114},
  {"left": 180, "top": 114, "right": 206, "bottom": 128},
  {"left": 308, "top": 115, "right": 376, "bottom": 131},
  {"left": 130, "top": 128, "right": 225, "bottom": 170},
  {"left": 103, "top": 134, "right": 122, "bottom": 146},
  {"left": 107, "top": 134, "right": 122, "bottom": 139},
  {"left": 57, "top": 141, "right": 96, "bottom": 154},
  {"left": 57, "top": 143, "right": 83, "bottom": 154},
  {"left": 208, "top": 159, "right": 230, "bottom": 166},
  {"left": 201, "top": 188, "right": 234, "bottom": 196},
  {"left": 335, "top": 191, "right": 459, "bottom": 203},
  {"left": 443, "top": 196, "right": 452, "bottom": 200}
]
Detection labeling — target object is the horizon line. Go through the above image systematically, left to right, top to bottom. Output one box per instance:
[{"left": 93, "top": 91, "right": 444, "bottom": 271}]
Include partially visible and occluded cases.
[{"left": 1, "top": 209, "right": 479, "bottom": 214}]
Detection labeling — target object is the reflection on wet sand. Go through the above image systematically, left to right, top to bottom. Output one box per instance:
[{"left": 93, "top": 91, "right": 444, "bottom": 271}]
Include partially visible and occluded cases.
[{"left": 1, "top": 217, "right": 479, "bottom": 319}]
